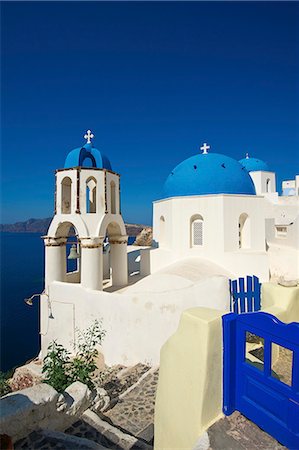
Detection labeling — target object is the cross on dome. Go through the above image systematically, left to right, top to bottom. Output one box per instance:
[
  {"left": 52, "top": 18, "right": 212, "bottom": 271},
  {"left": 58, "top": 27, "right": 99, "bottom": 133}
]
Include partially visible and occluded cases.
[
  {"left": 84, "top": 130, "right": 94, "bottom": 144},
  {"left": 200, "top": 142, "right": 210, "bottom": 154},
  {"left": 246, "top": 152, "right": 250, "bottom": 159}
]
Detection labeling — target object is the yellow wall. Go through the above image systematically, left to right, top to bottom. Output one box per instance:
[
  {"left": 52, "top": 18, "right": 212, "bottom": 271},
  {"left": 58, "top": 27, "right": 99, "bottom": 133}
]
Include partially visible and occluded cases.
[
  {"left": 261, "top": 283, "right": 299, "bottom": 323},
  {"left": 154, "top": 307, "right": 224, "bottom": 450}
]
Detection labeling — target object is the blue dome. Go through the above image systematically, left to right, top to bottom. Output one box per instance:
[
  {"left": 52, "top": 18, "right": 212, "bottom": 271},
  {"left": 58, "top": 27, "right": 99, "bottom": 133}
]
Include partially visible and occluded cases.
[
  {"left": 64, "top": 143, "right": 112, "bottom": 170},
  {"left": 163, "top": 153, "right": 256, "bottom": 198},
  {"left": 239, "top": 156, "right": 269, "bottom": 172}
]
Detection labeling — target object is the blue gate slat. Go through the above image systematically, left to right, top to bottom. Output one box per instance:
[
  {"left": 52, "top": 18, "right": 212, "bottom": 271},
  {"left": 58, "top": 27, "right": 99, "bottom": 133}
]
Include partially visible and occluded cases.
[
  {"left": 246, "top": 275, "right": 253, "bottom": 312},
  {"left": 253, "top": 275, "right": 261, "bottom": 311},
  {"left": 238, "top": 278, "right": 246, "bottom": 313},
  {"left": 229, "top": 279, "right": 232, "bottom": 312},
  {"left": 231, "top": 279, "right": 239, "bottom": 313}
]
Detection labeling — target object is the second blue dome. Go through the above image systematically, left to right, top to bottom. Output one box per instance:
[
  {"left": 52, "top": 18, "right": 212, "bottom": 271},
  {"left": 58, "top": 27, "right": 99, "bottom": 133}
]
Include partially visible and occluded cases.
[
  {"left": 163, "top": 153, "right": 256, "bottom": 198},
  {"left": 239, "top": 156, "right": 269, "bottom": 172}
]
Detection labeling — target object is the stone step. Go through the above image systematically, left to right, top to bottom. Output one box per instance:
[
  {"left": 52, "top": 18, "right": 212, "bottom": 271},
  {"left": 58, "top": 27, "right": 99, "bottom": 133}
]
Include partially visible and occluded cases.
[
  {"left": 94, "top": 363, "right": 151, "bottom": 412},
  {"left": 103, "top": 367, "right": 159, "bottom": 443},
  {"left": 82, "top": 409, "right": 152, "bottom": 449},
  {"left": 64, "top": 417, "right": 121, "bottom": 450},
  {"left": 15, "top": 428, "right": 108, "bottom": 449}
]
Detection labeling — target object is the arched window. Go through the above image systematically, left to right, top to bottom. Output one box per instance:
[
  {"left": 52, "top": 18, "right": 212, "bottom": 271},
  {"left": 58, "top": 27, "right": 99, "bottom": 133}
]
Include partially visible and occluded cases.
[
  {"left": 61, "top": 177, "right": 72, "bottom": 214},
  {"left": 86, "top": 177, "right": 97, "bottom": 213},
  {"left": 266, "top": 178, "right": 271, "bottom": 193},
  {"left": 110, "top": 181, "right": 116, "bottom": 214},
  {"left": 239, "top": 213, "right": 251, "bottom": 249},
  {"left": 190, "top": 215, "right": 204, "bottom": 247},
  {"left": 159, "top": 216, "right": 165, "bottom": 247}
]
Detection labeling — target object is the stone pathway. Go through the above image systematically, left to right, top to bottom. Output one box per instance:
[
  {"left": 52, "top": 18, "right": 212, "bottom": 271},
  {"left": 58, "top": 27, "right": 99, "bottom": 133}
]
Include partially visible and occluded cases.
[
  {"left": 99, "top": 363, "right": 150, "bottom": 408},
  {"left": 14, "top": 364, "right": 156, "bottom": 450},
  {"left": 103, "top": 368, "right": 159, "bottom": 443},
  {"left": 208, "top": 411, "right": 286, "bottom": 450},
  {"left": 65, "top": 419, "right": 120, "bottom": 449},
  {"left": 15, "top": 429, "right": 108, "bottom": 449}
]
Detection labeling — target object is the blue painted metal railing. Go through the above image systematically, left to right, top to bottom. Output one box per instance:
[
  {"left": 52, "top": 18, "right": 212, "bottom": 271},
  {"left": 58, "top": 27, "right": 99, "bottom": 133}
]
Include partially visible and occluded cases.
[{"left": 229, "top": 275, "right": 261, "bottom": 313}]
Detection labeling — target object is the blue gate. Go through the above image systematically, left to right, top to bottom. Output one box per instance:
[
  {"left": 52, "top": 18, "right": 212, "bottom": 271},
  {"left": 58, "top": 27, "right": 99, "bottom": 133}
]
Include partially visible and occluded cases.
[
  {"left": 229, "top": 275, "right": 261, "bottom": 313},
  {"left": 223, "top": 312, "right": 299, "bottom": 449}
]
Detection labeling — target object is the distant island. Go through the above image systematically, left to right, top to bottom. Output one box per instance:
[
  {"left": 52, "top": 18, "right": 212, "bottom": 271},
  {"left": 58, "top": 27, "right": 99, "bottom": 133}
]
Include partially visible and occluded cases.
[{"left": 0, "top": 218, "right": 150, "bottom": 237}]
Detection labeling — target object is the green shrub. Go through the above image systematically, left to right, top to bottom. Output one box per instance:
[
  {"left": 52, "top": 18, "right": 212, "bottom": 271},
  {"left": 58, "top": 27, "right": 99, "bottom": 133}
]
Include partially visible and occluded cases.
[
  {"left": 42, "top": 319, "right": 105, "bottom": 392},
  {"left": 42, "top": 341, "right": 71, "bottom": 392},
  {"left": 0, "top": 371, "right": 12, "bottom": 397}
]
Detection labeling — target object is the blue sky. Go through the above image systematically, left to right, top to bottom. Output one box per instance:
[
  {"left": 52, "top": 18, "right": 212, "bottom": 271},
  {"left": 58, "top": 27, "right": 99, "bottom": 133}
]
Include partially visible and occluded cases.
[{"left": 1, "top": 1, "right": 298, "bottom": 225}]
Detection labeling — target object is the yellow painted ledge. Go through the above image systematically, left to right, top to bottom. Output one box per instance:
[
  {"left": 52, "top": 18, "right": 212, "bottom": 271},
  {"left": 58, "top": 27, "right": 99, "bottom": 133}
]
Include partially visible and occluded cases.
[{"left": 261, "top": 283, "right": 299, "bottom": 323}]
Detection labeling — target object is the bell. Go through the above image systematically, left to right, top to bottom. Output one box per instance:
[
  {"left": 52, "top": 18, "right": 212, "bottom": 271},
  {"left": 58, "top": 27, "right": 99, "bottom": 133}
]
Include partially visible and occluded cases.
[{"left": 68, "top": 244, "right": 80, "bottom": 260}]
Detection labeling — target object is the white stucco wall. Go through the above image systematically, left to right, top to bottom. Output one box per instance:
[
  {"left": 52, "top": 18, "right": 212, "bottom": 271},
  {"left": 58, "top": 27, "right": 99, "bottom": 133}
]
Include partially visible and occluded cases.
[
  {"left": 149, "top": 192, "right": 299, "bottom": 282},
  {"left": 150, "top": 194, "right": 269, "bottom": 281},
  {"left": 41, "top": 260, "right": 230, "bottom": 366}
]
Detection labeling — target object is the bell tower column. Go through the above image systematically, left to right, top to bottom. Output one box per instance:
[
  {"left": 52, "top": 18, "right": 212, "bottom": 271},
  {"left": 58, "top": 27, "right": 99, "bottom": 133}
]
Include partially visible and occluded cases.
[
  {"left": 110, "top": 236, "right": 128, "bottom": 287},
  {"left": 44, "top": 237, "right": 67, "bottom": 293},
  {"left": 80, "top": 237, "right": 104, "bottom": 290}
]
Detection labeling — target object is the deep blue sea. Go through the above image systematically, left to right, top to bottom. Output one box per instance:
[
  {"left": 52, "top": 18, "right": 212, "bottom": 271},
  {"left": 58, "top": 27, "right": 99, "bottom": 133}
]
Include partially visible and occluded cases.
[
  {"left": 0, "top": 232, "right": 136, "bottom": 373},
  {"left": 0, "top": 233, "right": 44, "bottom": 373}
]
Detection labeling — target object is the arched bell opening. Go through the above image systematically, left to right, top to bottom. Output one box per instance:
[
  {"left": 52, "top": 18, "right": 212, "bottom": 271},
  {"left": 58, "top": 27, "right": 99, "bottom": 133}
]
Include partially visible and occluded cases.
[
  {"left": 61, "top": 177, "right": 72, "bottom": 214},
  {"left": 86, "top": 177, "right": 97, "bottom": 213},
  {"left": 110, "top": 181, "right": 116, "bottom": 214},
  {"left": 55, "top": 222, "right": 81, "bottom": 283}
]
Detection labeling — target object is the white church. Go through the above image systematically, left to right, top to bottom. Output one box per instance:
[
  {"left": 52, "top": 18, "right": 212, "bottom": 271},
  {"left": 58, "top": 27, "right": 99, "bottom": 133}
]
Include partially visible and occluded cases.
[{"left": 40, "top": 130, "right": 299, "bottom": 366}]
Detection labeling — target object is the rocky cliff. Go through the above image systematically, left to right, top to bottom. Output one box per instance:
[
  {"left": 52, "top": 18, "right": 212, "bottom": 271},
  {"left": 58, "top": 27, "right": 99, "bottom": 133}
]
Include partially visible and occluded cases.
[{"left": 133, "top": 227, "right": 153, "bottom": 246}]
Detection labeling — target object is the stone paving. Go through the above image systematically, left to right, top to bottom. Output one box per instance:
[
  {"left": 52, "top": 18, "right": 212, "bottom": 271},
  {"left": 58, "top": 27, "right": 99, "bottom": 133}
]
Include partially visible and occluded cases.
[
  {"left": 98, "top": 363, "right": 150, "bottom": 409},
  {"left": 104, "top": 368, "right": 159, "bottom": 443},
  {"left": 208, "top": 411, "right": 286, "bottom": 450},
  {"left": 65, "top": 419, "right": 122, "bottom": 449},
  {"left": 15, "top": 428, "right": 108, "bottom": 449}
]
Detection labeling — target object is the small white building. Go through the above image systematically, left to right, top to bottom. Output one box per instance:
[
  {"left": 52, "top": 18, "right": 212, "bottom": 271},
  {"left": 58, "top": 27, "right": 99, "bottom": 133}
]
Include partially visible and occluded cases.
[
  {"left": 40, "top": 133, "right": 299, "bottom": 366},
  {"left": 142, "top": 147, "right": 299, "bottom": 281}
]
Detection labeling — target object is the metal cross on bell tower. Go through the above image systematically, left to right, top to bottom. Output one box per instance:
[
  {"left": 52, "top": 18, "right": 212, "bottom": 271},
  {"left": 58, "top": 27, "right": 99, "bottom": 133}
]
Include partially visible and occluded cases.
[
  {"left": 84, "top": 129, "right": 94, "bottom": 144},
  {"left": 200, "top": 142, "right": 210, "bottom": 154}
]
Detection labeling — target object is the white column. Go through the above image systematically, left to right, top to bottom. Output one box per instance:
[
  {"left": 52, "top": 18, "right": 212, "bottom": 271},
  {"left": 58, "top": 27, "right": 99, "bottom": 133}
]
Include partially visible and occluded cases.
[
  {"left": 110, "top": 236, "right": 128, "bottom": 287},
  {"left": 44, "top": 237, "right": 67, "bottom": 293},
  {"left": 80, "top": 237, "right": 104, "bottom": 290}
]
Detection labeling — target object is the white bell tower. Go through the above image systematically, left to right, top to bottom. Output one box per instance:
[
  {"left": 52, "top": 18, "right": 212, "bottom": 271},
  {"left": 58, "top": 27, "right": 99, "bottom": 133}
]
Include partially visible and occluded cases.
[{"left": 43, "top": 130, "right": 128, "bottom": 292}]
